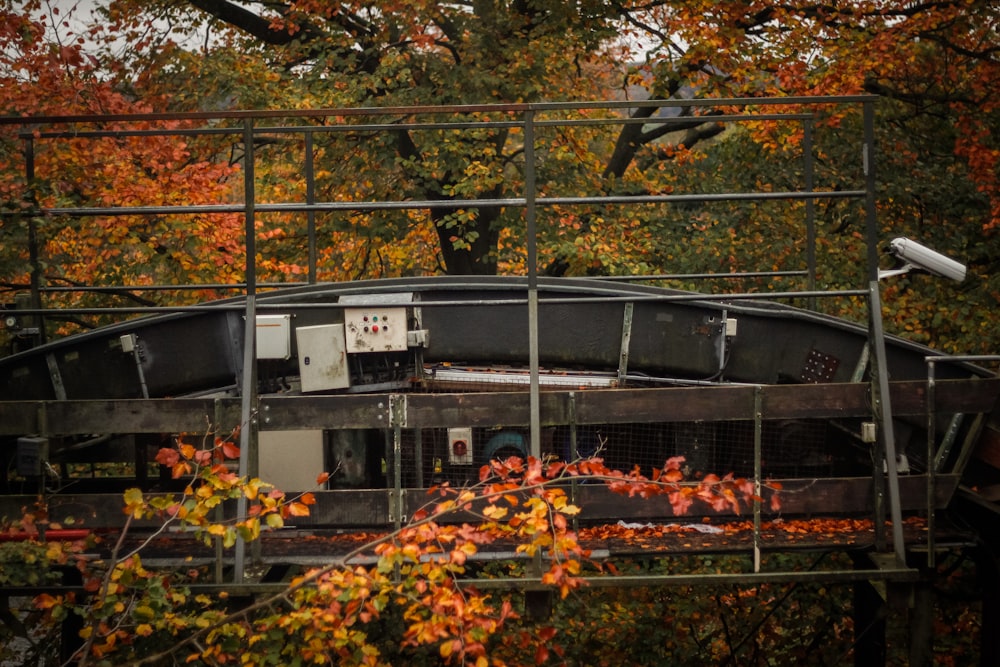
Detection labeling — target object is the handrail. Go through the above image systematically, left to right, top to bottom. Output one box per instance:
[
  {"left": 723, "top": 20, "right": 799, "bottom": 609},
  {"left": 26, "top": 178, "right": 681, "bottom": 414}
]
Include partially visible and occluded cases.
[{"left": 1, "top": 96, "right": 910, "bottom": 580}]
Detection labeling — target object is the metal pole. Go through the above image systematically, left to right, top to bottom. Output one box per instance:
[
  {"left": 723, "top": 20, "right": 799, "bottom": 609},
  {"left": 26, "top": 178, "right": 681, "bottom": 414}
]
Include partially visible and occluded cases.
[
  {"left": 863, "top": 101, "right": 906, "bottom": 565},
  {"left": 524, "top": 110, "right": 541, "bottom": 459},
  {"left": 235, "top": 118, "right": 258, "bottom": 583},
  {"left": 803, "top": 118, "right": 817, "bottom": 309},
  {"left": 305, "top": 130, "right": 317, "bottom": 284},
  {"left": 25, "top": 136, "right": 45, "bottom": 344},
  {"left": 926, "top": 359, "right": 936, "bottom": 569},
  {"left": 753, "top": 386, "right": 763, "bottom": 574}
]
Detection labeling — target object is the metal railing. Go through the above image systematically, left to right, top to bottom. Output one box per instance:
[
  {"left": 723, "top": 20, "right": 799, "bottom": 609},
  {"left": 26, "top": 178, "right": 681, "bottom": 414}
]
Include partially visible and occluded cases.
[{"left": 1, "top": 95, "right": 921, "bottom": 577}]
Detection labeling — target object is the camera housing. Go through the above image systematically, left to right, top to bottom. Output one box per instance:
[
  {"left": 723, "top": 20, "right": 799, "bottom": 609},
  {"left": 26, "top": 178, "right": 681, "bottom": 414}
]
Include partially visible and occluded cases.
[{"left": 880, "top": 237, "right": 966, "bottom": 283}]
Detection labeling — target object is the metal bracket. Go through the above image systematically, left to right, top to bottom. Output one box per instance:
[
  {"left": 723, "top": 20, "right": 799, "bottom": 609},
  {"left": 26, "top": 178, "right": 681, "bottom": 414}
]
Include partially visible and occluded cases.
[
  {"left": 618, "top": 302, "right": 633, "bottom": 385},
  {"left": 45, "top": 352, "right": 67, "bottom": 401},
  {"left": 389, "top": 394, "right": 407, "bottom": 428},
  {"left": 388, "top": 488, "right": 407, "bottom": 524}
]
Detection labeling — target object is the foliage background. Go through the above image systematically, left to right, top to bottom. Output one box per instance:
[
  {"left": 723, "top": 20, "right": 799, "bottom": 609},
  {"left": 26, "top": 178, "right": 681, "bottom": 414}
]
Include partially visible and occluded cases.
[
  {"left": 0, "top": 0, "right": 997, "bottom": 355},
  {"left": 0, "top": 1, "right": 997, "bottom": 664}
]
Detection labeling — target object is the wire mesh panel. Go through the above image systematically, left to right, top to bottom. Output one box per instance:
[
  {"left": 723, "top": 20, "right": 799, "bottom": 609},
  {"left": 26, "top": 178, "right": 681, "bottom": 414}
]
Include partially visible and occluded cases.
[{"left": 322, "top": 368, "right": 880, "bottom": 495}]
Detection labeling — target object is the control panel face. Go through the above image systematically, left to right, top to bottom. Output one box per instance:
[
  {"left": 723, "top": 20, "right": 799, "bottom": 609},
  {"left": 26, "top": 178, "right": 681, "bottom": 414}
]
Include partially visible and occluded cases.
[
  {"left": 344, "top": 306, "right": 408, "bottom": 353},
  {"left": 296, "top": 323, "right": 350, "bottom": 392}
]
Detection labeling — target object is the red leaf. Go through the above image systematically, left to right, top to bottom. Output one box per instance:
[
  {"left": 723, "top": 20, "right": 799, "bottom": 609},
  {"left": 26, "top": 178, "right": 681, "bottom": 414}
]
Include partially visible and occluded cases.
[{"left": 155, "top": 447, "right": 179, "bottom": 467}]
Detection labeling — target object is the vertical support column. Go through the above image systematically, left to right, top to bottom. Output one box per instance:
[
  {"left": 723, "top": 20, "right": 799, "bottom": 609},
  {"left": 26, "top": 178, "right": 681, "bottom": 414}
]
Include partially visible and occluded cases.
[
  {"left": 863, "top": 100, "right": 906, "bottom": 565},
  {"left": 524, "top": 109, "right": 541, "bottom": 459},
  {"left": 235, "top": 118, "right": 258, "bottom": 584},
  {"left": 803, "top": 118, "right": 817, "bottom": 309},
  {"left": 305, "top": 130, "right": 317, "bottom": 285},
  {"left": 24, "top": 135, "right": 45, "bottom": 344},
  {"left": 869, "top": 283, "right": 906, "bottom": 564},
  {"left": 617, "top": 302, "right": 633, "bottom": 386},
  {"left": 926, "top": 359, "right": 937, "bottom": 569},
  {"left": 753, "top": 386, "right": 763, "bottom": 574},
  {"left": 567, "top": 392, "right": 579, "bottom": 530},
  {"left": 390, "top": 394, "right": 406, "bottom": 531},
  {"left": 213, "top": 398, "right": 226, "bottom": 585},
  {"left": 414, "top": 429, "right": 424, "bottom": 489},
  {"left": 974, "top": 548, "right": 1000, "bottom": 666},
  {"left": 853, "top": 554, "right": 887, "bottom": 667},
  {"left": 908, "top": 578, "right": 934, "bottom": 667}
]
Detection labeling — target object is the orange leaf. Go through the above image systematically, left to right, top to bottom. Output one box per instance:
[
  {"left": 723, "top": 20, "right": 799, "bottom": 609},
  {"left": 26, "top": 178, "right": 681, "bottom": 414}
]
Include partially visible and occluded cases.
[{"left": 286, "top": 501, "right": 310, "bottom": 517}]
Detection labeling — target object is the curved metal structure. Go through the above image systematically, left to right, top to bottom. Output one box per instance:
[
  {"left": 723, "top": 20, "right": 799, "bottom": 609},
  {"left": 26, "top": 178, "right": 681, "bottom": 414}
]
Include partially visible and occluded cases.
[
  {"left": 0, "top": 275, "right": 987, "bottom": 400},
  {"left": 2, "top": 277, "right": 997, "bottom": 514}
]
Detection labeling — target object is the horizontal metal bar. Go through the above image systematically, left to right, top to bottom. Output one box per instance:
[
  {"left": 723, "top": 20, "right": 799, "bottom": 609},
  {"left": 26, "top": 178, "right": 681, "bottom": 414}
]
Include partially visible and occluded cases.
[
  {"left": 0, "top": 95, "right": 880, "bottom": 127},
  {"left": 535, "top": 112, "right": 815, "bottom": 128},
  {"left": 24, "top": 113, "right": 819, "bottom": 141},
  {"left": 29, "top": 119, "right": 525, "bottom": 140},
  {"left": 31, "top": 189, "right": 864, "bottom": 218},
  {"left": 593, "top": 270, "right": 809, "bottom": 281},
  {"left": 30, "top": 274, "right": 804, "bottom": 295},
  {"left": 40, "top": 283, "right": 304, "bottom": 293},
  {"left": 7, "top": 288, "right": 868, "bottom": 317},
  {"left": 925, "top": 355, "right": 1000, "bottom": 365},
  {"left": 0, "top": 380, "right": 989, "bottom": 434},
  {"left": 0, "top": 564, "right": 917, "bottom": 599},
  {"left": 462, "top": 567, "right": 918, "bottom": 589}
]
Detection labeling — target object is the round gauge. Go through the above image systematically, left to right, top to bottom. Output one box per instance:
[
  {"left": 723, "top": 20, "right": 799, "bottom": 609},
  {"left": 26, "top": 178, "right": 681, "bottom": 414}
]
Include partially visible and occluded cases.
[{"left": 3, "top": 315, "right": 18, "bottom": 329}]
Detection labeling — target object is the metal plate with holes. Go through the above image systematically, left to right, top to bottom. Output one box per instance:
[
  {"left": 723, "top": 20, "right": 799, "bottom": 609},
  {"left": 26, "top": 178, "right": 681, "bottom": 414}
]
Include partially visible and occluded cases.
[{"left": 801, "top": 348, "right": 841, "bottom": 383}]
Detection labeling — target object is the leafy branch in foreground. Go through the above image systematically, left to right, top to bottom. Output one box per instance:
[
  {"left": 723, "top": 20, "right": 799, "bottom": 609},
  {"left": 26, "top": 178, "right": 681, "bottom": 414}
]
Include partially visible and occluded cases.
[{"left": 24, "top": 446, "right": 769, "bottom": 666}]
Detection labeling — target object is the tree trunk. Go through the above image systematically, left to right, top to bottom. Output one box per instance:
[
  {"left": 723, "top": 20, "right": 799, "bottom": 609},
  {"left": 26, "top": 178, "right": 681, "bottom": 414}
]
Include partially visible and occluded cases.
[{"left": 432, "top": 205, "right": 499, "bottom": 275}]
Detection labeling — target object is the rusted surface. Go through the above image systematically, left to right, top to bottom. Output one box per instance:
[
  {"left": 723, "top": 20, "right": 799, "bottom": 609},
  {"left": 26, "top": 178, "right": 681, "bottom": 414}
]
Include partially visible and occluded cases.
[{"left": 97, "top": 515, "right": 947, "bottom": 569}]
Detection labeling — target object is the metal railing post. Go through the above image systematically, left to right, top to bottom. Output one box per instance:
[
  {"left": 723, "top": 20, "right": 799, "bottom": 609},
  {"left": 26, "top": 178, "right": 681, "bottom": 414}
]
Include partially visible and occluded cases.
[
  {"left": 863, "top": 99, "right": 906, "bottom": 565},
  {"left": 524, "top": 109, "right": 541, "bottom": 459},
  {"left": 235, "top": 118, "right": 259, "bottom": 584},
  {"left": 803, "top": 118, "right": 817, "bottom": 309},
  {"left": 305, "top": 130, "right": 317, "bottom": 284},
  {"left": 25, "top": 135, "right": 46, "bottom": 344},
  {"left": 753, "top": 386, "right": 763, "bottom": 574}
]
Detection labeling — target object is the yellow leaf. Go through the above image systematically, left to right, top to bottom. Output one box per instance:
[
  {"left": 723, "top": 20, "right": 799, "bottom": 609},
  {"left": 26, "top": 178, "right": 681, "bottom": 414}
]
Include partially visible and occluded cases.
[{"left": 482, "top": 505, "right": 508, "bottom": 520}]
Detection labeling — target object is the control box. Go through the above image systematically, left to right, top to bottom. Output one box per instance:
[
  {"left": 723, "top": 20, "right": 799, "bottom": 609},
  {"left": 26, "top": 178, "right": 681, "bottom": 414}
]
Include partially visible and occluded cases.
[
  {"left": 344, "top": 306, "right": 408, "bottom": 353},
  {"left": 256, "top": 314, "right": 292, "bottom": 360},
  {"left": 296, "top": 323, "right": 350, "bottom": 392},
  {"left": 448, "top": 427, "right": 474, "bottom": 465},
  {"left": 17, "top": 436, "right": 48, "bottom": 477}
]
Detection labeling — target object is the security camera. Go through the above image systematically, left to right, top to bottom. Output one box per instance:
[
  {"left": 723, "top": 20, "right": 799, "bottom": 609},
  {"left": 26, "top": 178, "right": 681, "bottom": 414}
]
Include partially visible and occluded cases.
[{"left": 879, "top": 237, "right": 966, "bottom": 283}]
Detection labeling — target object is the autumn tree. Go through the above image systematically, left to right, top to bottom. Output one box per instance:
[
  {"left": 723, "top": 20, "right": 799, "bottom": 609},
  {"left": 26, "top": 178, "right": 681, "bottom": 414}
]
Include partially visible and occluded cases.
[
  {"left": 0, "top": 0, "right": 249, "bottom": 339},
  {"left": 2, "top": 0, "right": 999, "bottom": 352},
  {"left": 105, "top": 0, "right": 998, "bottom": 270},
  {"left": 3, "top": 427, "right": 768, "bottom": 665}
]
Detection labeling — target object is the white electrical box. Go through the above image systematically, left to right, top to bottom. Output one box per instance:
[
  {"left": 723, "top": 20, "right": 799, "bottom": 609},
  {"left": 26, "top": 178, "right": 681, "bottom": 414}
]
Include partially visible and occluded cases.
[
  {"left": 344, "top": 306, "right": 408, "bottom": 353},
  {"left": 256, "top": 314, "right": 292, "bottom": 360},
  {"left": 725, "top": 317, "right": 738, "bottom": 337},
  {"left": 296, "top": 323, "right": 350, "bottom": 392},
  {"left": 120, "top": 333, "right": 137, "bottom": 353},
  {"left": 861, "top": 421, "right": 877, "bottom": 443},
  {"left": 448, "top": 427, "right": 474, "bottom": 465}
]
